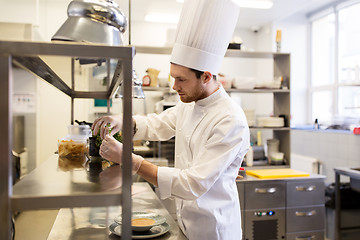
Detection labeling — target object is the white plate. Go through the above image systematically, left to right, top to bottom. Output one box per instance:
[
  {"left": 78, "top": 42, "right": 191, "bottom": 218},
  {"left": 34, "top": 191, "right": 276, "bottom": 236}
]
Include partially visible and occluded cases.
[
  {"left": 114, "top": 212, "right": 167, "bottom": 232},
  {"left": 109, "top": 222, "right": 170, "bottom": 239}
]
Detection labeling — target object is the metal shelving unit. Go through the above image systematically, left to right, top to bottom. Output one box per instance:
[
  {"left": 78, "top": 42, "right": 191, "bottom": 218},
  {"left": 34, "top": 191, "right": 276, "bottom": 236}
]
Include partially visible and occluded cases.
[
  {"left": 0, "top": 40, "right": 135, "bottom": 240},
  {"left": 136, "top": 46, "right": 291, "bottom": 167}
]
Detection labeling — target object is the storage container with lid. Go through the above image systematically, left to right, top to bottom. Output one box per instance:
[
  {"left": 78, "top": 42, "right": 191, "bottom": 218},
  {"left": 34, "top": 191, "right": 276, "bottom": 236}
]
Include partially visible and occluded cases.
[{"left": 58, "top": 125, "right": 91, "bottom": 157}]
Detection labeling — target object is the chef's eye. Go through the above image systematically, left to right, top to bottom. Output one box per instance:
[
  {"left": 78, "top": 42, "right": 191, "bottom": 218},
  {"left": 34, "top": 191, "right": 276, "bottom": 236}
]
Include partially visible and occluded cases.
[{"left": 176, "top": 78, "right": 185, "bottom": 82}]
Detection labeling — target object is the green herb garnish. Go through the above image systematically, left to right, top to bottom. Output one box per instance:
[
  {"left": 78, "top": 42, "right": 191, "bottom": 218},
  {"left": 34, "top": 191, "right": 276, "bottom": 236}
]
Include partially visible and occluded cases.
[{"left": 93, "top": 123, "right": 122, "bottom": 147}]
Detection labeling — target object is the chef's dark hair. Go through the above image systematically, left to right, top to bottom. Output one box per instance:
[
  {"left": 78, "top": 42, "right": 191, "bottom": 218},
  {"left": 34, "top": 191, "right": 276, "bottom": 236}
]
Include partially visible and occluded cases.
[{"left": 190, "top": 68, "right": 217, "bottom": 80}]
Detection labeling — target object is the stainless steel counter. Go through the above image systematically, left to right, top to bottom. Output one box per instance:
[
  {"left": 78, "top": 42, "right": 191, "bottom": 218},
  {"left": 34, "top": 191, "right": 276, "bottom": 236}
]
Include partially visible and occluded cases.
[
  {"left": 334, "top": 167, "right": 360, "bottom": 240},
  {"left": 335, "top": 167, "right": 360, "bottom": 192},
  {"left": 236, "top": 172, "right": 325, "bottom": 182},
  {"left": 47, "top": 182, "right": 187, "bottom": 240}
]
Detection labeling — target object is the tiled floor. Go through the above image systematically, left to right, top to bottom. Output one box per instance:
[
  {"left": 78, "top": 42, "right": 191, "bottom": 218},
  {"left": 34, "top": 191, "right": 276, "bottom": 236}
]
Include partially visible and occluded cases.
[{"left": 14, "top": 210, "right": 59, "bottom": 240}]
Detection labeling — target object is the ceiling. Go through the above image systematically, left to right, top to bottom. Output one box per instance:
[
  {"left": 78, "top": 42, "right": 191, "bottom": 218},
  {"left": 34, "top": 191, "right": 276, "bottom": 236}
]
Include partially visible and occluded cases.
[{"left": 130, "top": 0, "right": 339, "bottom": 29}]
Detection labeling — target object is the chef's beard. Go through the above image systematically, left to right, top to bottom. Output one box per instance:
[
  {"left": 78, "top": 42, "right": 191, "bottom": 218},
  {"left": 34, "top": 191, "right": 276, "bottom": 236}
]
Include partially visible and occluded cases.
[{"left": 178, "top": 85, "right": 207, "bottom": 103}]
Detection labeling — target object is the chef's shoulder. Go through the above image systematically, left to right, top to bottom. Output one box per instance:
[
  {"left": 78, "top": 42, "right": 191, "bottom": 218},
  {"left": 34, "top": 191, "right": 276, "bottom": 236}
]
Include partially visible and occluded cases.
[
  {"left": 218, "top": 95, "right": 244, "bottom": 114},
  {"left": 216, "top": 96, "right": 248, "bottom": 124}
]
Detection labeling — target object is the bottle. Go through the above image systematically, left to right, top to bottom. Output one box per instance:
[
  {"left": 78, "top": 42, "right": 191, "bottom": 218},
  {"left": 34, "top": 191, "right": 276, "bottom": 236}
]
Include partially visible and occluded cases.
[
  {"left": 276, "top": 29, "right": 282, "bottom": 53},
  {"left": 142, "top": 74, "right": 151, "bottom": 86},
  {"left": 314, "top": 118, "right": 319, "bottom": 130},
  {"left": 257, "top": 131, "right": 262, "bottom": 146},
  {"left": 246, "top": 145, "right": 253, "bottom": 167}
]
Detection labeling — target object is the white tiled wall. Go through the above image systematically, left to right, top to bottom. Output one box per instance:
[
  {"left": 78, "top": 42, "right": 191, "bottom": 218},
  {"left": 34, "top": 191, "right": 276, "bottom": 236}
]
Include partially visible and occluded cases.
[{"left": 291, "top": 129, "right": 360, "bottom": 184}]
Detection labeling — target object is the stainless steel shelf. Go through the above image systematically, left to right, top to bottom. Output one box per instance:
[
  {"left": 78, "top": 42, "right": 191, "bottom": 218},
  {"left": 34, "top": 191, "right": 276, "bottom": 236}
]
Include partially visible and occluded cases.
[
  {"left": 0, "top": 40, "right": 135, "bottom": 240},
  {"left": 0, "top": 41, "right": 135, "bottom": 59},
  {"left": 4, "top": 41, "right": 135, "bottom": 100},
  {"left": 134, "top": 45, "right": 290, "bottom": 59},
  {"left": 135, "top": 46, "right": 172, "bottom": 55},
  {"left": 225, "top": 49, "right": 290, "bottom": 58},
  {"left": 142, "top": 86, "right": 290, "bottom": 94},
  {"left": 142, "top": 86, "right": 173, "bottom": 92},
  {"left": 226, "top": 88, "right": 290, "bottom": 93},
  {"left": 11, "top": 155, "right": 122, "bottom": 211}
]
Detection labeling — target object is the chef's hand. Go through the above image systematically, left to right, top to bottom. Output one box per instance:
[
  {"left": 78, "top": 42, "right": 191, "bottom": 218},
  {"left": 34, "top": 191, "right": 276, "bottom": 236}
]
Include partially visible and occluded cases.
[
  {"left": 92, "top": 115, "right": 122, "bottom": 139},
  {"left": 100, "top": 135, "right": 144, "bottom": 174},
  {"left": 100, "top": 135, "right": 123, "bottom": 163}
]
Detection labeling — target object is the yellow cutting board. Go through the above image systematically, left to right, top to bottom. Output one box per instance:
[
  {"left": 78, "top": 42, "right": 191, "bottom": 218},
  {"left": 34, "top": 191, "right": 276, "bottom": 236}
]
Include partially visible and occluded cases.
[{"left": 246, "top": 168, "right": 310, "bottom": 179}]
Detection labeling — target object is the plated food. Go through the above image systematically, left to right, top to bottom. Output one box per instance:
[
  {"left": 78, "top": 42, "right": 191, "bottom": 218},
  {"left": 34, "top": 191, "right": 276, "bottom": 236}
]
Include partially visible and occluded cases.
[
  {"left": 113, "top": 211, "right": 167, "bottom": 232},
  {"left": 132, "top": 218, "right": 156, "bottom": 227},
  {"left": 109, "top": 222, "right": 170, "bottom": 239}
]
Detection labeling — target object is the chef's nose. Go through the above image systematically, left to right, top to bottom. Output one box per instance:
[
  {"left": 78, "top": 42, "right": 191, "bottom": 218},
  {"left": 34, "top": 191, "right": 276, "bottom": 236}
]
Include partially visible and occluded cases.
[{"left": 172, "top": 80, "right": 179, "bottom": 91}]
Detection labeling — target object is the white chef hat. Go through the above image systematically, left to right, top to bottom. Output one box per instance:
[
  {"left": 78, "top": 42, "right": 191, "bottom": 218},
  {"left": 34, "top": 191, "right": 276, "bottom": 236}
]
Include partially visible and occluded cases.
[{"left": 170, "top": 0, "right": 240, "bottom": 75}]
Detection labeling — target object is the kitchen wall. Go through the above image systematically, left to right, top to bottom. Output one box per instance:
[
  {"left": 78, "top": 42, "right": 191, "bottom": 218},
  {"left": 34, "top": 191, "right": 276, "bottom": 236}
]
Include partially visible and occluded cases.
[
  {"left": 273, "top": 14, "right": 309, "bottom": 126},
  {"left": 12, "top": 69, "right": 38, "bottom": 174},
  {"left": 291, "top": 129, "right": 360, "bottom": 183}
]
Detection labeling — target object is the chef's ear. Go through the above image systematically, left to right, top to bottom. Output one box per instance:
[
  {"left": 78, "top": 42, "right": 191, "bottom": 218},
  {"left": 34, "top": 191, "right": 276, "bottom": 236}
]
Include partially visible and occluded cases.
[{"left": 202, "top": 71, "right": 213, "bottom": 84}]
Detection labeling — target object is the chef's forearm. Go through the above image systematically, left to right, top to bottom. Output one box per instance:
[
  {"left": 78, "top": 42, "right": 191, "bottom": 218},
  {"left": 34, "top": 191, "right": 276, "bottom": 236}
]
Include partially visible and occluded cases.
[
  {"left": 133, "top": 112, "right": 176, "bottom": 141},
  {"left": 136, "top": 159, "right": 158, "bottom": 187}
]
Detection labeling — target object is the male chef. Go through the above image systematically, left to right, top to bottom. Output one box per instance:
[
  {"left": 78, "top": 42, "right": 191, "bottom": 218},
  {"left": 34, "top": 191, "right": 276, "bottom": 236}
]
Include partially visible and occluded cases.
[{"left": 92, "top": 0, "right": 249, "bottom": 239}]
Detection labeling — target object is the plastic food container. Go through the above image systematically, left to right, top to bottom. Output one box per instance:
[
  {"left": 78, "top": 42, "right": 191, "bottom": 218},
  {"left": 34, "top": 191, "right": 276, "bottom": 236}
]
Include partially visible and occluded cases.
[
  {"left": 58, "top": 125, "right": 91, "bottom": 157},
  {"left": 67, "top": 125, "right": 91, "bottom": 136},
  {"left": 270, "top": 152, "right": 284, "bottom": 165}
]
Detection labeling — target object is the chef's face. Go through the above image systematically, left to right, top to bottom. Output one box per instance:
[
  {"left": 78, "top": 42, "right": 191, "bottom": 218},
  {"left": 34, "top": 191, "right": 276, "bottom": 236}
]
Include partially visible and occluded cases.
[{"left": 170, "top": 63, "right": 207, "bottom": 103}]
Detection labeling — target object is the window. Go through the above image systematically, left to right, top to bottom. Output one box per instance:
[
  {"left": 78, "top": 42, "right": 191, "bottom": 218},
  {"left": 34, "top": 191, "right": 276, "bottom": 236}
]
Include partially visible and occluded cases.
[
  {"left": 310, "top": 1, "right": 360, "bottom": 126},
  {"left": 338, "top": 3, "right": 360, "bottom": 119},
  {"left": 311, "top": 14, "right": 335, "bottom": 87},
  {"left": 338, "top": 86, "right": 360, "bottom": 117},
  {"left": 312, "top": 91, "right": 333, "bottom": 122}
]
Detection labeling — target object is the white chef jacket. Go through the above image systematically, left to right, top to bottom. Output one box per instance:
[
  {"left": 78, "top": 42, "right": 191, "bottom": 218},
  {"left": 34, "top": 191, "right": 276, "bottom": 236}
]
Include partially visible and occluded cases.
[{"left": 133, "top": 86, "right": 250, "bottom": 240}]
